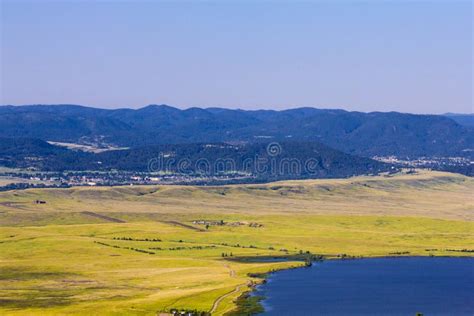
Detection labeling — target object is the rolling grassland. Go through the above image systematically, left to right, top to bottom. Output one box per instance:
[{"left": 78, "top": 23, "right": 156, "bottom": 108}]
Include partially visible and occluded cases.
[{"left": 0, "top": 171, "right": 473, "bottom": 315}]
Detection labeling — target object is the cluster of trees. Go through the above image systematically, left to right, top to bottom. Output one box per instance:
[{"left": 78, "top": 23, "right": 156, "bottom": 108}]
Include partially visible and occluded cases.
[
  {"left": 435, "top": 164, "right": 473, "bottom": 177},
  {"left": 0, "top": 182, "right": 69, "bottom": 192},
  {"left": 112, "top": 237, "right": 161, "bottom": 242},
  {"left": 94, "top": 241, "right": 155, "bottom": 255},
  {"left": 219, "top": 242, "right": 261, "bottom": 249},
  {"left": 149, "top": 245, "right": 217, "bottom": 251},
  {"left": 126, "top": 247, "right": 155, "bottom": 255},
  {"left": 425, "top": 248, "right": 474, "bottom": 253},
  {"left": 445, "top": 248, "right": 474, "bottom": 253},
  {"left": 389, "top": 251, "right": 411, "bottom": 255},
  {"left": 225, "top": 292, "right": 264, "bottom": 316},
  {"left": 168, "top": 308, "right": 210, "bottom": 316}
]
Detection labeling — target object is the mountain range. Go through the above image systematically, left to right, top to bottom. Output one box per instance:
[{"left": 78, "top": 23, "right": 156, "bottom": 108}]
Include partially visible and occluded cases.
[{"left": 1, "top": 104, "right": 473, "bottom": 159}]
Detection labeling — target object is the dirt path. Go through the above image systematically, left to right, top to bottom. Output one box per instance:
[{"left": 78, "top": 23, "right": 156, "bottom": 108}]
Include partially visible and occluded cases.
[
  {"left": 209, "top": 265, "right": 242, "bottom": 314},
  {"left": 209, "top": 283, "right": 246, "bottom": 314}
]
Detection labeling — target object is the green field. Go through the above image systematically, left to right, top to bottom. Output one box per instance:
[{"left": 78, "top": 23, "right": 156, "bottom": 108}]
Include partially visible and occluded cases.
[{"left": 0, "top": 170, "right": 473, "bottom": 315}]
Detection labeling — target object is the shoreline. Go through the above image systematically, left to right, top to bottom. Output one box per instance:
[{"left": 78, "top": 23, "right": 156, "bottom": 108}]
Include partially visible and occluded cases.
[{"left": 226, "top": 254, "right": 474, "bottom": 316}]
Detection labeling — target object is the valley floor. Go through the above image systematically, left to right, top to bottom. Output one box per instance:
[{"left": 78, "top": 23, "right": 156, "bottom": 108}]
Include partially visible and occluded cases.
[{"left": 0, "top": 170, "right": 473, "bottom": 315}]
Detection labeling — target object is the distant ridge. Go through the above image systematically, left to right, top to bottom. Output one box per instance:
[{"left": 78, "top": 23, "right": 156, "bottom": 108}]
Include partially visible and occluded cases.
[
  {"left": 0, "top": 104, "right": 473, "bottom": 158},
  {"left": 444, "top": 113, "right": 474, "bottom": 128}
]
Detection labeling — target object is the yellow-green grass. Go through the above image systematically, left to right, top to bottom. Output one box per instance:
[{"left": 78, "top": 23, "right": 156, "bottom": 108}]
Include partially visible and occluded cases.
[
  {"left": 0, "top": 170, "right": 473, "bottom": 315},
  {"left": 0, "top": 170, "right": 471, "bottom": 222}
]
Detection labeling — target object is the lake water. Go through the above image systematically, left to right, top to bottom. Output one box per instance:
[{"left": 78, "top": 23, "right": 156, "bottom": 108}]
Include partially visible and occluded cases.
[{"left": 255, "top": 257, "right": 474, "bottom": 315}]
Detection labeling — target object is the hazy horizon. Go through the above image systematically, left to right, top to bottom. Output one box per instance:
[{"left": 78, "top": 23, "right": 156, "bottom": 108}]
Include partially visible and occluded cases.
[
  {"left": 1, "top": 1, "right": 472, "bottom": 114},
  {"left": 0, "top": 102, "right": 473, "bottom": 116}
]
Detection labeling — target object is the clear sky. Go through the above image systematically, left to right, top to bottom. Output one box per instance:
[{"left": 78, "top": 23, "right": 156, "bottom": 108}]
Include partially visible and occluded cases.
[{"left": 0, "top": 0, "right": 472, "bottom": 114}]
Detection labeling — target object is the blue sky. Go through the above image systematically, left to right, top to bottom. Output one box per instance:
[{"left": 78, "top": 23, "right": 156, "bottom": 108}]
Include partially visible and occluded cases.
[{"left": 0, "top": 0, "right": 472, "bottom": 113}]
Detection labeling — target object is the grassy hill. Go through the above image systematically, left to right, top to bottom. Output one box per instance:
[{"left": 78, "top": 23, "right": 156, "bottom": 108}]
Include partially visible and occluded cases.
[{"left": 0, "top": 170, "right": 473, "bottom": 315}]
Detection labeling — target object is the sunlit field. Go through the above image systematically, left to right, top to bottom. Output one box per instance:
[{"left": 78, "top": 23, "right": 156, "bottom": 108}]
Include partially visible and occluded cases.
[{"left": 1, "top": 171, "right": 473, "bottom": 315}]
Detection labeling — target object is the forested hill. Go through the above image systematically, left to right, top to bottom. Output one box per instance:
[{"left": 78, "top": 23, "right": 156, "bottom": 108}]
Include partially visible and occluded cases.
[
  {"left": 1, "top": 104, "right": 472, "bottom": 158},
  {"left": 0, "top": 138, "right": 392, "bottom": 180}
]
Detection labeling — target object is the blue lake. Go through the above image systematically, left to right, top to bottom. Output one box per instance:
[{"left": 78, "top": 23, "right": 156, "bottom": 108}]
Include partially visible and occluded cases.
[{"left": 255, "top": 257, "right": 474, "bottom": 315}]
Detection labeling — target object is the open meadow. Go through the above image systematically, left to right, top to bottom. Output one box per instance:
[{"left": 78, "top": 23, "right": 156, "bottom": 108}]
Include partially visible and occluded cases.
[{"left": 0, "top": 170, "right": 473, "bottom": 315}]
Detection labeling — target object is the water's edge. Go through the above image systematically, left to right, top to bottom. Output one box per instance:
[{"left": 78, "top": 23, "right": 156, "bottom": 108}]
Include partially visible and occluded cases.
[{"left": 227, "top": 255, "right": 474, "bottom": 316}]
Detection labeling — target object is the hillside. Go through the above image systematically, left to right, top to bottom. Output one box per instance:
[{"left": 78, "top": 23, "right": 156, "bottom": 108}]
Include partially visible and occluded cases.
[
  {"left": 1, "top": 104, "right": 472, "bottom": 158},
  {"left": 444, "top": 113, "right": 474, "bottom": 128},
  {"left": 0, "top": 138, "right": 391, "bottom": 180},
  {"left": 1, "top": 170, "right": 471, "bottom": 221}
]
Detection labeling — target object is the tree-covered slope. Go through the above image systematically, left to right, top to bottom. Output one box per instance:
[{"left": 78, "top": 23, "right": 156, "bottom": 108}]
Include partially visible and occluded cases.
[
  {"left": 1, "top": 104, "right": 472, "bottom": 158},
  {"left": 0, "top": 138, "right": 391, "bottom": 179}
]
